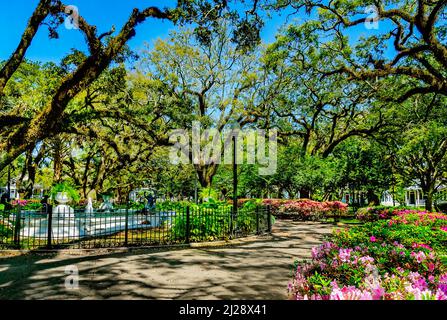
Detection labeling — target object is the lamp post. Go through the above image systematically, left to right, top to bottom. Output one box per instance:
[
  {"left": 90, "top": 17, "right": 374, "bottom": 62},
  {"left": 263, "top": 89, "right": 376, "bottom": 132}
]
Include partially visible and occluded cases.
[
  {"left": 232, "top": 134, "right": 238, "bottom": 229},
  {"left": 7, "top": 139, "right": 11, "bottom": 202},
  {"left": 194, "top": 173, "right": 198, "bottom": 204}
]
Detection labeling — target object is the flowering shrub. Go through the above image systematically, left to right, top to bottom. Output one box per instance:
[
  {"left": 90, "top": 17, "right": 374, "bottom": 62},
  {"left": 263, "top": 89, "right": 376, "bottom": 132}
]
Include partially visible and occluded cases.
[
  {"left": 7, "top": 199, "right": 43, "bottom": 211},
  {"left": 11, "top": 199, "right": 28, "bottom": 207},
  {"left": 23, "top": 199, "right": 43, "bottom": 211},
  {"left": 259, "top": 199, "right": 348, "bottom": 221},
  {"left": 259, "top": 199, "right": 284, "bottom": 211},
  {"left": 356, "top": 206, "right": 428, "bottom": 222},
  {"left": 288, "top": 208, "right": 447, "bottom": 300},
  {"left": 288, "top": 241, "right": 447, "bottom": 300}
]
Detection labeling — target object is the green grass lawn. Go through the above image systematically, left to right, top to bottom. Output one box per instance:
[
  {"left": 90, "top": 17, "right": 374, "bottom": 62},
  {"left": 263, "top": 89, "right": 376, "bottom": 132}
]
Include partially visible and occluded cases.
[{"left": 323, "top": 217, "right": 363, "bottom": 225}]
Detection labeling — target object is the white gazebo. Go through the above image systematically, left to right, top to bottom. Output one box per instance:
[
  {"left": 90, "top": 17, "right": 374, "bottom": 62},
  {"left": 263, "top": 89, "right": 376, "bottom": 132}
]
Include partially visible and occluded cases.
[{"left": 405, "top": 186, "right": 425, "bottom": 207}]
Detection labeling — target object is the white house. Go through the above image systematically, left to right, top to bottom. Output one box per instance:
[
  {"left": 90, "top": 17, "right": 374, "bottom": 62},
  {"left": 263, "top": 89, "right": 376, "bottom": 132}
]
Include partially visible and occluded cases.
[
  {"left": 0, "top": 181, "right": 45, "bottom": 200},
  {"left": 0, "top": 181, "right": 18, "bottom": 200},
  {"left": 380, "top": 190, "right": 400, "bottom": 207}
]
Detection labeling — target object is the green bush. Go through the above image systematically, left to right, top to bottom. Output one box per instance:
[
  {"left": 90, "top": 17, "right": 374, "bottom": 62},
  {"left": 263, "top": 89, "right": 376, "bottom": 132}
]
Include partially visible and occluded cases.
[
  {"left": 50, "top": 182, "right": 80, "bottom": 204},
  {"left": 199, "top": 187, "right": 219, "bottom": 202},
  {"left": 236, "top": 199, "right": 262, "bottom": 233},
  {"left": 156, "top": 200, "right": 190, "bottom": 212},
  {"left": 169, "top": 200, "right": 269, "bottom": 241},
  {"left": 23, "top": 201, "right": 43, "bottom": 211},
  {"left": 129, "top": 201, "right": 145, "bottom": 210},
  {"left": 435, "top": 202, "right": 447, "bottom": 214},
  {"left": 356, "top": 205, "right": 424, "bottom": 222},
  {"left": 171, "top": 207, "right": 231, "bottom": 242},
  {"left": 336, "top": 211, "right": 447, "bottom": 253},
  {"left": 0, "top": 222, "right": 12, "bottom": 238}
]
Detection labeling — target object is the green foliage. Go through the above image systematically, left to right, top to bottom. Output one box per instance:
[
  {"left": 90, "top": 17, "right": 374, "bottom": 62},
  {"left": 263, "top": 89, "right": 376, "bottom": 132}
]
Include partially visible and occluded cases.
[
  {"left": 50, "top": 182, "right": 80, "bottom": 204},
  {"left": 199, "top": 187, "right": 219, "bottom": 202},
  {"left": 236, "top": 199, "right": 263, "bottom": 233},
  {"left": 156, "top": 200, "right": 191, "bottom": 212},
  {"left": 169, "top": 200, "right": 266, "bottom": 241},
  {"left": 23, "top": 201, "right": 43, "bottom": 211},
  {"left": 113, "top": 201, "right": 145, "bottom": 210},
  {"left": 0, "top": 206, "right": 12, "bottom": 237},
  {"left": 356, "top": 206, "right": 423, "bottom": 222},
  {"left": 171, "top": 207, "right": 232, "bottom": 242},
  {"left": 337, "top": 212, "right": 447, "bottom": 254},
  {"left": 0, "top": 223, "right": 12, "bottom": 239}
]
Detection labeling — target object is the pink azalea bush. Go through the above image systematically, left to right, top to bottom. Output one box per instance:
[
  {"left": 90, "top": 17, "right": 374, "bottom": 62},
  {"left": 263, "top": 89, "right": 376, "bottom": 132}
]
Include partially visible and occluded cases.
[
  {"left": 11, "top": 199, "right": 28, "bottom": 207},
  {"left": 261, "top": 199, "right": 348, "bottom": 221},
  {"left": 355, "top": 206, "right": 440, "bottom": 222},
  {"left": 289, "top": 208, "right": 447, "bottom": 300},
  {"left": 288, "top": 241, "right": 447, "bottom": 300}
]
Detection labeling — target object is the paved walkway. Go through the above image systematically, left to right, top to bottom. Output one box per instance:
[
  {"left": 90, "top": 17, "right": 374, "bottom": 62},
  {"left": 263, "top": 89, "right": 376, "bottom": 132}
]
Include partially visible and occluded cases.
[{"left": 0, "top": 220, "right": 333, "bottom": 300}]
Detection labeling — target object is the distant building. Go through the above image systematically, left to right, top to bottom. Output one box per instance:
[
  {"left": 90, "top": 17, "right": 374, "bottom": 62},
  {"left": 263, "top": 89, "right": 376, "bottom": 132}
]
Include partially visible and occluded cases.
[
  {"left": 0, "top": 181, "right": 45, "bottom": 200},
  {"left": 0, "top": 182, "right": 18, "bottom": 200},
  {"left": 404, "top": 185, "right": 447, "bottom": 207},
  {"left": 404, "top": 185, "right": 425, "bottom": 207},
  {"left": 341, "top": 189, "right": 399, "bottom": 206},
  {"left": 341, "top": 190, "right": 368, "bottom": 206},
  {"left": 380, "top": 190, "right": 400, "bottom": 207}
]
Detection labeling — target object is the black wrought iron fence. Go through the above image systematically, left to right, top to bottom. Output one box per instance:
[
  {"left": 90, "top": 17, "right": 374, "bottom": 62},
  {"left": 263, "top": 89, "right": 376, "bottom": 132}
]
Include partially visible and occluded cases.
[{"left": 0, "top": 204, "right": 272, "bottom": 250}]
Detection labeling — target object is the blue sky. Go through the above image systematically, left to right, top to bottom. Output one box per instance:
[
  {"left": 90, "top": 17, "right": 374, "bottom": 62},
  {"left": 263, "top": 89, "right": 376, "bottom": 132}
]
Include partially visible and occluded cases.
[{"left": 0, "top": 0, "right": 293, "bottom": 63}]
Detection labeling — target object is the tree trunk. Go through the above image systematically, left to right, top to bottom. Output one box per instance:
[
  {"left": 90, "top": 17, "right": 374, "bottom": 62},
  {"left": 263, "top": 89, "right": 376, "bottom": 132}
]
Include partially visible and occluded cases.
[
  {"left": 53, "top": 150, "right": 63, "bottom": 183},
  {"left": 24, "top": 153, "right": 36, "bottom": 198},
  {"left": 196, "top": 164, "right": 218, "bottom": 188},
  {"left": 299, "top": 188, "right": 310, "bottom": 199},
  {"left": 425, "top": 188, "right": 434, "bottom": 212},
  {"left": 367, "top": 189, "right": 380, "bottom": 206}
]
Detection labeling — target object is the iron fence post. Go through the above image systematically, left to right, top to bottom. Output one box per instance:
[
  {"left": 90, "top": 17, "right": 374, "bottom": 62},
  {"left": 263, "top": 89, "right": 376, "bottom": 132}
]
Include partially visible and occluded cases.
[
  {"left": 124, "top": 203, "right": 129, "bottom": 246},
  {"left": 47, "top": 204, "right": 53, "bottom": 249},
  {"left": 13, "top": 205, "right": 21, "bottom": 248},
  {"left": 256, "top": 205, "right": 260, "bottom": 235},
  {"left": 267, "top": 205, "right": 272, "bottom": 233},
  {"left": 186, "top": 206, "right": 190, "bottom": 243},
  {"left": 229, "top": 207, "right": 233, "bottom": 238}
]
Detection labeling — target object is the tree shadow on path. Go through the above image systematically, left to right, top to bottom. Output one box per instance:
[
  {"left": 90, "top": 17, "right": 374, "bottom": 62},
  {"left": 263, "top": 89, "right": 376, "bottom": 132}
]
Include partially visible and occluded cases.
[{"left": 0, "top": 220, "right": 334, "bottom": 300}]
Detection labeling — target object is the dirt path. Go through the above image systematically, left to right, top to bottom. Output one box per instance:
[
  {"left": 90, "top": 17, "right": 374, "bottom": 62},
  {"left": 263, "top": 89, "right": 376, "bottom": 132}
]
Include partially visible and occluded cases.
[{"left": 0, "top": 220, "right": 333, "bottom": 300}]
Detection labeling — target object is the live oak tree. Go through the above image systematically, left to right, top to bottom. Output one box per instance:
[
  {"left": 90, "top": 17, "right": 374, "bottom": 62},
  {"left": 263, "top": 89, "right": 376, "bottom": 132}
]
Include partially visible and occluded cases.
[
  {"left": 0, "top": 0, "right": 262, "bottom": 173},
  {"left": 272, "top": 0, "right": 447, "bottom": 102},
  {"left": 264, "top": 24, "right": 393, "bottom": 158},
  {"left": 138, "top": 25, "right": 263, "bottom": 187},
  {"left": 393, "top": 94, "right": 447, "bottom": 211},
  {"left": 333, "top": 137, "right": 394, "bottom": 205}
]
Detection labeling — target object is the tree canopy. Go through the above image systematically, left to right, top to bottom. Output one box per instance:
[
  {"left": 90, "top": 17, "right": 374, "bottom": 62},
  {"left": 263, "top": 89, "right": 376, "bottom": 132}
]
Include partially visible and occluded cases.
[{"left": 1, "top": 0, "right": 447, "bottom": 211}]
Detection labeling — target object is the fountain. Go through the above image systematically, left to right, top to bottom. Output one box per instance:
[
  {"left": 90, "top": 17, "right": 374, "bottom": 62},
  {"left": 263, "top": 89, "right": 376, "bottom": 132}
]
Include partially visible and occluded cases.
[
  {"left": 53, "top": 192, "right": 75, "bottom": 218},
  {"left": 99, "top": 194, "right": 114, "bottom": 213},
  {"left": 85, "top": 197, "right": 94, "bottom": 215}
]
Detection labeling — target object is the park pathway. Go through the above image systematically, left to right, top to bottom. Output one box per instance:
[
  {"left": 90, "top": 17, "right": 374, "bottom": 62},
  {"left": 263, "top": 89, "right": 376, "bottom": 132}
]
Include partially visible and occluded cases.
[{"left": 0, "top": 220, "right": 333, "bottom": 300}]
